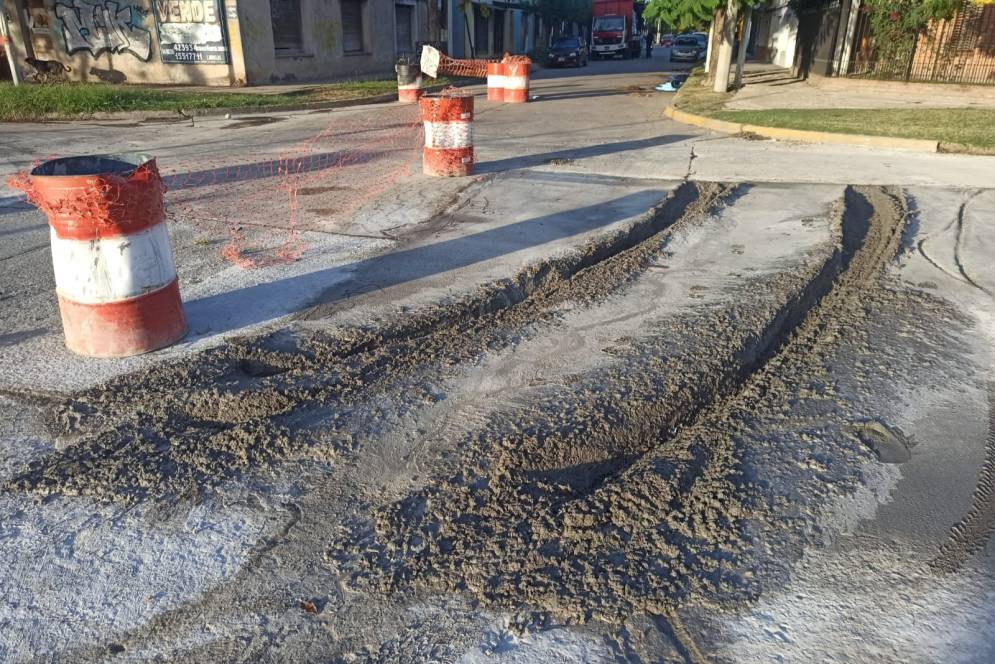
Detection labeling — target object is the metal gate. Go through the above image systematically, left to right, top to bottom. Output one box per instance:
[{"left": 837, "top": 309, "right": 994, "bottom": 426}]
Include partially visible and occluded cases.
[{"left": 848, "top": 3, "right": 995, "bottom": 85}]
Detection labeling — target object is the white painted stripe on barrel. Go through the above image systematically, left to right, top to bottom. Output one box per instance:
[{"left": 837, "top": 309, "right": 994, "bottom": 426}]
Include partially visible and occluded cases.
[
  {"left": 487, "top": 74, "right": 505, "bottom": 87},
  {"left": 399, "top": 75, "right": 423, "bottom": 90},
  {"left": 505, "top": 76, "right": 529, "bottom": 90},
  {"left": 424, "top": 121, "right": 473, "bottom": 149},
  {"left": 51, "top": 224, "right": 178, "bottom": 304}
]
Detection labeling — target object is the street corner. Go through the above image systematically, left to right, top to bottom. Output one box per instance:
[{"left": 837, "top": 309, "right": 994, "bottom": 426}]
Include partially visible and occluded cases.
[{"left": 2, "top": 8, "right": 995, "bottom": 662}]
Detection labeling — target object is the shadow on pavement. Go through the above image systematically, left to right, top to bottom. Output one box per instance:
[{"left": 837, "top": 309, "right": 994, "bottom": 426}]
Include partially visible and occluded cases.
[
  {"left": 532, "top": 89, "right": 632, "bottom": 102},
  {"left": 474, "top": 134, "right": 692, "bottom": 174},
  {"left": 161, "top": 150, "right": 383, "bottom": 191},
  {"left": 183, "top": 188, "right": 667, "bottom": 336}
]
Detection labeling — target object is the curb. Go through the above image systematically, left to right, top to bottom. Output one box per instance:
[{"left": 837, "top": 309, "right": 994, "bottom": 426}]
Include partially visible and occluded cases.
[
  {"left": 32, "top": 80, "right": 475, "bottom": 123},
  {"left": 664, "top": 105, "right": 940, "bottom": 153}
]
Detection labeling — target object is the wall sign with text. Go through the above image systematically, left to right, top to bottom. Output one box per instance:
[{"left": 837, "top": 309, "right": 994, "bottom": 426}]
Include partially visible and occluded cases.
[{"left": 154, "top": 0, "right": 229, "bottom": 64}]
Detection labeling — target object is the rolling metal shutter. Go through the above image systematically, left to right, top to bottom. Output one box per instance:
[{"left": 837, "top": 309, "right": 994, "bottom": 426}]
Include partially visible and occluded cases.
[
  {"left": 271, "top": 0, "right": 303, "bottom": 51},
  {"left": 342, "top": 0, "right": 364, "bottom": 53}
]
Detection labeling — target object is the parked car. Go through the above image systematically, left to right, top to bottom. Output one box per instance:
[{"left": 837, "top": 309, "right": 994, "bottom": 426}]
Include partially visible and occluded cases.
[
  {"left": 692, "top": 32, "right": 709, "bottom": 50},
  {"left": 660, "top": 33, "right": 674, "bottom": 47},
  {"left": 670, "top": 36, "right": 703, "bottom": 62},
  {"left": 547, "top": 37, "right": 589, "bottom": 67}
]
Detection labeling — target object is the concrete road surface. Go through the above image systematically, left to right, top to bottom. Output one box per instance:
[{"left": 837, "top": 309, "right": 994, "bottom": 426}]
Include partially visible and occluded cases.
[{"left": 1, "top": 54, "right": 994, "bottom": 663}]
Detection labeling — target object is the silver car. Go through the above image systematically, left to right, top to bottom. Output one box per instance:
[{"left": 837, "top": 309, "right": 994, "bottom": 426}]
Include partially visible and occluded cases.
[{"left": 670, "top": 36, "right": 702, "bottom": 63}]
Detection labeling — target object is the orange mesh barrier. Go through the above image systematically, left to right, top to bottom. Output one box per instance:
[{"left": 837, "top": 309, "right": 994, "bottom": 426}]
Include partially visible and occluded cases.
[{"left": 8, "top": 105, "right": 425, "bottom": 269}]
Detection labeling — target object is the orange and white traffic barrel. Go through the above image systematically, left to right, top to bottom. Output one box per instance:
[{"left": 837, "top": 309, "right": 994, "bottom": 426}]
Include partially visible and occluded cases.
[
  {"left": 504, "top": 60, "right": 531, "bottom": 103},
  {"left": 486, "top": 62, "right": 505, "bottom": 101},
  {"left": 396, "top": 63, "right": 423, "bottom": 103},
  {"left": 420, "top": 93, "right": 474, "bottom": 177},
  {"left": 23, "top": 154, "right": 187, "bottom": 357}
]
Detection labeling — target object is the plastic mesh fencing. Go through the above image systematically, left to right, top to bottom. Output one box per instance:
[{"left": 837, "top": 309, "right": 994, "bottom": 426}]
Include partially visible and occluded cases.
[
  {"left": 421, "top": 45, "right": 532, "bottom": 80},
  {"left": 433, "top": 54, "right": 494, "bottom": 79},
  {"left": 503, "top": 54, "right": 533, "bottom": 66},
  {"left": 420, "top": 92, "right": 474, "bottom": 177},
  {"left": 9, "top": 104, "right": 425, "bottom": 269},
  {"left": 8, "top": 162, "right": 165, "bottom": 235}
]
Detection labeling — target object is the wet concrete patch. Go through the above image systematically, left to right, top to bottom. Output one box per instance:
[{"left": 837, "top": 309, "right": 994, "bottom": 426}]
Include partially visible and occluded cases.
[
  {"left": 223, "top": 116, "right": 286, "bottom": 129},
  {"left": 848, "top": 420, "right": 913, "bottom": 464}
]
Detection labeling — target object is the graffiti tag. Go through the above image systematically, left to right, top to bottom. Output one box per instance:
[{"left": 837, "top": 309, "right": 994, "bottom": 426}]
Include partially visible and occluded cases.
[{"left": 55, "top": 0, "right": 152, "bottom": 61}]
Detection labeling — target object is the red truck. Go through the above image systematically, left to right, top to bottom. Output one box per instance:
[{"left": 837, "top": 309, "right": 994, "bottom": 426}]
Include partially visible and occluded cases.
[{"left": 591, "top": 0, "right": 641, "bottom": 59}]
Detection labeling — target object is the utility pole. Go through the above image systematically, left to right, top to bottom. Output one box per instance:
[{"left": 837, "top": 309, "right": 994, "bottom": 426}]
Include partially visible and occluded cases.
[
  {"left": 713, "top": 0, "right": 738, "bottom": 92},
  {"left": 1, "top": 4, "right": 21, "bottom": 85}
]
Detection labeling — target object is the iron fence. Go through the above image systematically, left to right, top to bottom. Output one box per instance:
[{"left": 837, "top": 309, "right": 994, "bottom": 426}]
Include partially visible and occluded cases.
[{"left": 847, "top": 3, "right": 995, "bottom": 85}]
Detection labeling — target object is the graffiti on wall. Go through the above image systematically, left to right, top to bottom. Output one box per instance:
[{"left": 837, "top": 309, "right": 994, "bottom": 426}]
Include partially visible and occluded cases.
[{"left": 55, "top": 0, "right": 153, "bottom": 60}]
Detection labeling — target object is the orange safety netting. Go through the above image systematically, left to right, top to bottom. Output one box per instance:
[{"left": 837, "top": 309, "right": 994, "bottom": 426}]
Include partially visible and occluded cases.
[
  {"left": 421, "top": 45, "right": 531, "bottom": 80},
  {"left": 432, "top": 54, "right": 495, "bottom": 79},
  {"left": 503, "top": 54, "right": 533, "bottom": 66},
  {"left": 8, "top": 105, "right": 425, "bottom": 269},
  {"left": 7, "top": 166, "right": 162, "bottom": 234}
]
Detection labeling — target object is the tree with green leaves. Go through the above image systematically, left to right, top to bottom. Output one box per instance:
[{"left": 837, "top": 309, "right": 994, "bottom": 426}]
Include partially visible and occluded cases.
[
  {"left": 643, "top": 0, "right": 723, "bottom": 31},
  {"left": 644, "top": 0, "right": 760, "bottom": 91},
  {"left": 644, "top": 0, "right": 983, "bottom": 92},
  {"left": 789, "top": 0, "right": 986, "bottom": 79},
  {"left": 857, "top": 0, "right": 976, "bottom": 77}
]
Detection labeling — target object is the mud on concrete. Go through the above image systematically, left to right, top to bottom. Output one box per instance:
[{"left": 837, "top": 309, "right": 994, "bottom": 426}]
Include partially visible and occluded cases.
[
  {"left": 2, "top": 181, "right": 987, "bottom": 661},
  {"left": 3, "top": 181, "right": 731, "bottom": 503},
  {"left": 326, "top": 186, "right": 927, "bottom": 623}
]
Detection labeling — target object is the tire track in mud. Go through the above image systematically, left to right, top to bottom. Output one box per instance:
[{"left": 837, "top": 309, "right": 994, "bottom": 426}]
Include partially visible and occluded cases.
[
  {"left": 2, "top": 181, "right": 731, "bottom": 503},
  {"left": 3, "top": 184, "right": 913, "bottom": 662},
  {"left": 338, "top": 186, "right": 909, "bottom": 624},
  {"left": 914, "top": 188, "right": 995, "bottom": 573},
  {"left": 915, "top": 190, "right": 987, "bottom": 294},
  {"left": 951, "top": 190, "right": 990, "bottom": 297},
  {"left": 929, "top": 382, "right": 995, "bottom": 574},
  {"left": 654, "top": 612, "right": 709, "bottom": 664}
]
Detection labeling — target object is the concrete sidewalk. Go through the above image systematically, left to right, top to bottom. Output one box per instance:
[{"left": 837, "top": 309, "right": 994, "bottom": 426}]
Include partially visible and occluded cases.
[{"left": 728, "top": 65, "right": 995, "bottom": 110}]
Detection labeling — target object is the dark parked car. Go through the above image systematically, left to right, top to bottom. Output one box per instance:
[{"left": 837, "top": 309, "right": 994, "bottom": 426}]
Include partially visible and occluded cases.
[
  {"left": 670, "top": 36, "right": 703, "bottom": 62},
  {"left": 547, "top": 37, "right": 589, "bottom": 67}
]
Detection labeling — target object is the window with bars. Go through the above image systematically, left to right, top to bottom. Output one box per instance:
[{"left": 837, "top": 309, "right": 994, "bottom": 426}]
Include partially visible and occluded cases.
[
  {"left": 271, "top": 0, "right": 304, "bottom": 52},
  {"left": 342, "top": 0, "right": 365, "bottom": 53},
  {"left": 396, "top": 3, "right": 414, "bottom": 54},
  {"left": 473, "top": 5, "right": 488, "bottom": 54},
  {"left": 493, "top": 9, "right": 504, "bottom": 53}
]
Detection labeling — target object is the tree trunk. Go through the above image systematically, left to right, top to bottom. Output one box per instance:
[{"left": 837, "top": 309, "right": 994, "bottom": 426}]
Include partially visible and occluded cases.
[
  {"left": 713, "top": 0, "right": 738, "bottom": 93},
  {"left": 706, "top": 9, "right": 723, "bottom": 78},
  {"left": 734, "top": 11, "right": 752, "bottom": 88}
]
